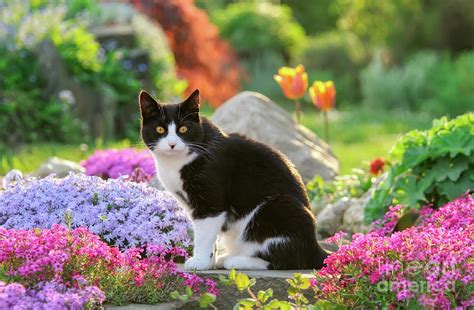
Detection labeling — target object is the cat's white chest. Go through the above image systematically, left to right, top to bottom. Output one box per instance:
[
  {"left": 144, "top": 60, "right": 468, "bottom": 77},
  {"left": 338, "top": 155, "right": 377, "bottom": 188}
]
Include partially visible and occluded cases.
[{"left": 154, "top": 153, "right": 196, "bottom": 215}]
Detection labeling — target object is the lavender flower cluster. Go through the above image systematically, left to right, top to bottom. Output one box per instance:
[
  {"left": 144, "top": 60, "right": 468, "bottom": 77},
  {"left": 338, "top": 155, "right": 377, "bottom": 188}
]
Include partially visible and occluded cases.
[
  {"left": 81, "top": 148, "right": 155, "bottom": 181},
  {"left": 0, "top": 173, "right": 190, "bottom": 248},
  {"left": 0, "top": 281, "right": 105, "bottom": 309}
]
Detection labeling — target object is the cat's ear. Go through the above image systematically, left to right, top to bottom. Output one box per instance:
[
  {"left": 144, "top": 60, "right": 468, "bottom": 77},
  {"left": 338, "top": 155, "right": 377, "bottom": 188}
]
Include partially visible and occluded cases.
[
  {"left": 181, "top": 89, "right": 200, "bottom": 113},
  {"left": 138, "top": 90, "right": 160, "bottom": 118}
]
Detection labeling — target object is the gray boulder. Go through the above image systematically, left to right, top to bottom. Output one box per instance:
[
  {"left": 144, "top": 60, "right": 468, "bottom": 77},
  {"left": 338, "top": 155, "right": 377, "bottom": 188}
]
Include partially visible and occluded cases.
[
  {"left": 211, "top": 92, "right": 339, "bottom": 182},
  {"left": 32, "top": 157, "right": 85, "bottom": 178},
  {"left": 316, "top": 197, "right": 352, "bottom": 238}
]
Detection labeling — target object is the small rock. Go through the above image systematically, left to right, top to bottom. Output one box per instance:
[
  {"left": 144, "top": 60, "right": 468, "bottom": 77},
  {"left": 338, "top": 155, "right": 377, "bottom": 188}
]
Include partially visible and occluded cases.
[
  {"left": 211, "top": 92, "right": 339, "bottom": 182},
  {"left": 32, "top": 157, "right": 85, "bottom": 178},
  {"left": 2, "top": 169, "right": 23, "bottom": 189},
  {"left": 341, "top": 174, "right": 387, "bottom": 235},
  {"left": 316, "top": 197, "right": 352, "bottom": 238}
]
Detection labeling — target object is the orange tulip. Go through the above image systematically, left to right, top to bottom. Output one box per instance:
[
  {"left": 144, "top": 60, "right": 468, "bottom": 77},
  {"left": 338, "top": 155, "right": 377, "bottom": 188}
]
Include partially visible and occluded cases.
[
  {"left": 273, "top": 65, "right": 308, "bottom": 100},
  {"left": 309, "top": 81, "right": 336, "bottom": 112}
]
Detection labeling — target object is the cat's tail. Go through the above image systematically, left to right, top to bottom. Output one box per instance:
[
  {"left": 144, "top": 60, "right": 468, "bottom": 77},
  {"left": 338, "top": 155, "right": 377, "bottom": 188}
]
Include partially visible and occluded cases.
[{"left": 312, "top": 242, "right": 333, "bottom": 269}]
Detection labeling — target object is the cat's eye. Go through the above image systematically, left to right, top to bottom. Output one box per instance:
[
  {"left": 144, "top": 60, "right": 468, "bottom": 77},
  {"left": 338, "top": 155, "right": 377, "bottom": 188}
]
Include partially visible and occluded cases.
[
  {"left": 156, "top": 126, "right": 165, "bottom": 134},
  {"left": 179, "top": 126, "right": 188, "bottom": 134}
]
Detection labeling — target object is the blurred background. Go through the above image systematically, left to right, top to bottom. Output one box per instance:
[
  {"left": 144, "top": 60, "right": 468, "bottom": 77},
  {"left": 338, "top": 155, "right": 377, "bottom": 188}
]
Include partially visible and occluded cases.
[{"left": 1, "top": 0, "right": 473, "bottom": 175}]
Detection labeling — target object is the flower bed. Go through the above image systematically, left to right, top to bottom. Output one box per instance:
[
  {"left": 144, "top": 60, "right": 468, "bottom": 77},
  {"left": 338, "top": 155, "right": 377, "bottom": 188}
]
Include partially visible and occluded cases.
[
  {"left": 81, "top": 148, "right": 155, "bottom": 182},
  {"left": 0, "top": 174, "right": 190, "bottom": 248},
  {"left": 314, "top": 194, "right": 474, "bottom": 308},
  {"left": 0, "top": 225, "right": 216, "bottom": 307}
]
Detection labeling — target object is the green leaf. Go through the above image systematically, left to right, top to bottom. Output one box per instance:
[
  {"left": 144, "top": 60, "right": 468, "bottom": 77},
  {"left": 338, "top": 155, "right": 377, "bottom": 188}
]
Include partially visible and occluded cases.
[
  {"left": 439, "top": 171, "right": 474, "bottom": 201},
  {"left": 394, "top": 175, "right": 427, "bottom": 207},
  {"left": 229, "top": 269, "right": 237, "bottom": 281},
  {"left": 235, "top": 272, "right": 251, "bottom": 291},
  {"left": 185, "top": 286, "right": 193, "bottom": 297},
  {"left": 257, "top": 288, "right": 273, "bottom": 303},
  {"left": 170, "top": 291, "right": 180, "bottom": 299},
  {"left": 199, "top": 293, "right": 216, "bottom": 308},
  {"left": 178, "top": 295, "right": 189, "bottom": 302},
  {"left": 236, "top": 298, "right": 257, "bottom": 309},
  {"left": 266, "top": 299, "right": 281, "bottom": 308},
  {"left": 313, "top": 299, "right": 333, "bottom": 310},
  {"left": 277, "top": 301, "right": 293, "bottom": 310}
]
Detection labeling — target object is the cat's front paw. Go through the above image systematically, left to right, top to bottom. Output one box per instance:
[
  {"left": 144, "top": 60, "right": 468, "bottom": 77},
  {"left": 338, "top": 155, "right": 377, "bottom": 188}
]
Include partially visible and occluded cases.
[
  {"left": 215, "top": 255, "right": 229, "bottom": 269},
  {"left": 184, "top": 256, "right": 213, "bottom": 270}
]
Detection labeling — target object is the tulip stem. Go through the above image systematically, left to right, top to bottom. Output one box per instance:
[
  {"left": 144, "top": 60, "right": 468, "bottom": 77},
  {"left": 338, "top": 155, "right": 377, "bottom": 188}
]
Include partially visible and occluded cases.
[
  {"left": 295, "top": 100, "right": 301, "bottom": 123},
  {"left": 323, "top": 111, "right": 329, "bottom": 143}
]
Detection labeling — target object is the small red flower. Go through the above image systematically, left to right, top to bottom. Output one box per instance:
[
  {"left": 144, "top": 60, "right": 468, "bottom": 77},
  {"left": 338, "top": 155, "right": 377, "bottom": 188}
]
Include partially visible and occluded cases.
[{"left": 370, "top": 158, "right": 386, "bottom": 175}]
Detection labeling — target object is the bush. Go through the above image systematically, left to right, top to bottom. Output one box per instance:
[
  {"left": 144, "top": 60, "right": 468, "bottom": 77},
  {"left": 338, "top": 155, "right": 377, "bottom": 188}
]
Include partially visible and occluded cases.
[
  {"left": 335, "top": 0, "right": 474, "bottom": 59},
  {"left": 212, "top": 1, "right": 306, "bottom": 61},
  {"left": 299, "top": 31, "right": 367, "bottom": 106},
  {"left": 360, "top": 51, "right": 438, "bottom": 112},
  {"left": 422, "top": 52, "right": 474, "bottom": 117},
  {"left": 365, "top": 113, "right": 474, "bottom": 222},
  {"left": 81, "top": 148, "right": 155, "bottom": 181},
  {"left": 0, "top": 174, "right": 190, "bottom": 248},
  {"left": 314, "top": 194, "right": 473, "bottom": 308},
  {"left": 0, "top": 225, "right": 217, "bottom": 306}
]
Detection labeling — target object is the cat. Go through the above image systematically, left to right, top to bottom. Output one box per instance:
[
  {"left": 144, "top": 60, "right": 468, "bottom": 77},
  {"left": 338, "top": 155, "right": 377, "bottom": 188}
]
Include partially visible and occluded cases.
[{"left": 139, "top": 89, "right": 328, "bottom": 270}]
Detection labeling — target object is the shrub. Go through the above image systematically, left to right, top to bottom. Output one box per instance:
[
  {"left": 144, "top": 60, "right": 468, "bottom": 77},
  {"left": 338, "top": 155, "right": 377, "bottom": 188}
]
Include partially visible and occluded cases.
[
  {"left": 132, "top": 0, "right": 241, "bottom": 107},
  {"left": 212, "top": 1, "right": 306, "bottom": 61},
  {"left": 0, "top": 7, "right": 82, "bottom": 148},
  {"left": 299, "top": 31, "right": 366, "bottom": 106},
  {"left": 360, "top": 51, "right": 439, "bottom": 112},
  {"left": 422, "top": 52, "right": 474, "bottom": 117},
  {"left": 365, "top": 113, "right": 474, "bottom": 222},
  {"left": 81, "top": 148, "right": 155, "bottom": 181},
  {"left": 0, "top": 174, "right": 190, "bottom": 248},
  {"left": 314, "top": 194, "right": 474, "bottom": 308},
  {"left": 0, "top": 225, "right": 217, "bottom": 306}
]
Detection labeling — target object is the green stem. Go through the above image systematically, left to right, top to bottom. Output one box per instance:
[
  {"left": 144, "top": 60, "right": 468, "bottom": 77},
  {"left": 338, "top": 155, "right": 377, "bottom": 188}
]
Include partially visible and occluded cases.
[
  {"left": 295, "top": 100, "right": 301, "bottom": 123},
  {"left": 323, "top": 111, "right": 329, "bottom": 143}
]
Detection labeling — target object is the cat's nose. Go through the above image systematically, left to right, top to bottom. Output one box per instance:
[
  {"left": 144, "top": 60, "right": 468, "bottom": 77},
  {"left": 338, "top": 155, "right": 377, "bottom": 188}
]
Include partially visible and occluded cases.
[{"left": 169, "top": 143, "right": 176, "bottom": 149}]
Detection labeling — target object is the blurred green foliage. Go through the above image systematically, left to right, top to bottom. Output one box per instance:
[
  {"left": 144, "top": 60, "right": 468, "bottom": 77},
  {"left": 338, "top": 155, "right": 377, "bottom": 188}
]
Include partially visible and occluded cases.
[
  {"left": 0, "top": 0, "right": 183, "bottom": 147},
  {"left": 282, "top": 0, "right": 339, "bottom": 35},
  {"left": 335, "top": 0, "right": 474, "bottom": 60},
  {"left": 211, "top": 1, "right": 306, "bottom": 61},
  {"left": 299, "top": 31, "right": 367, "bottom": 107},
  {"left": 361, "top": 51, "right": 474, "bottom": 116},
  {"left": 365, "top": 113, "right": 474, "bottom": 222}
]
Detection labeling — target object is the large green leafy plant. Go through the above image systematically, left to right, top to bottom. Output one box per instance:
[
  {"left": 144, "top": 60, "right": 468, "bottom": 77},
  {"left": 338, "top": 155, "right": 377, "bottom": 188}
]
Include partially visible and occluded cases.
[{"left": 365, "top": 113, "right": 474, "bottom": 222}]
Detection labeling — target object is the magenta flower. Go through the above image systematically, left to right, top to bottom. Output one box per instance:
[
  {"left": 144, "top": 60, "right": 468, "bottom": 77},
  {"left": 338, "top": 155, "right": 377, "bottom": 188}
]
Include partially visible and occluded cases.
[{"left": 314, "top": 194, "right": 474, "bottom": 308}]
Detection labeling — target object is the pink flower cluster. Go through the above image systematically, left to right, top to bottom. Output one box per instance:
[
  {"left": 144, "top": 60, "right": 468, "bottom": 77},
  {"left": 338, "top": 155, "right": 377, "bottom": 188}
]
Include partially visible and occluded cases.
[
  {"left": 81, "top": 148, "right": 155, "bottom": 182},
  {"left": 316, "top": 194, "right": 474, "bottom": 308},
  {"left": 0, "top": 225, "right": 217, "bottom": 306}
]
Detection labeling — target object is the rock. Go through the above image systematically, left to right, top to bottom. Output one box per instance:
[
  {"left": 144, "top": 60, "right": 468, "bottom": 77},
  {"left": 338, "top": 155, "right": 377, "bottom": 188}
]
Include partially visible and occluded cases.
[
  {"left": 36, "top": 41, "right": 117, "bottom": 139},
  {"left": 211, "top": 92, "right": 339, "bottom": 182},
  {"left": 32, "top": 157, "right": 85, "bottom": 178},
  {"left": 2, "top": 169, "right": 23, "bottom": 189},
  {"left": 341, "top": 174, "right": 387, "bottom": 235},
  {"left": 341, "top": 195, "right": 371, "bottom": 235},
  {"left": 316, "top": 197, "right": 352, "bottom": 238}
]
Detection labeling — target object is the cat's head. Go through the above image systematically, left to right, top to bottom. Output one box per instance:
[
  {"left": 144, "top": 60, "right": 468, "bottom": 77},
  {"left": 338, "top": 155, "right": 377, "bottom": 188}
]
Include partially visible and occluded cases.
[{"left": 138, "top": 89, "right": 203, "bottom": 157}]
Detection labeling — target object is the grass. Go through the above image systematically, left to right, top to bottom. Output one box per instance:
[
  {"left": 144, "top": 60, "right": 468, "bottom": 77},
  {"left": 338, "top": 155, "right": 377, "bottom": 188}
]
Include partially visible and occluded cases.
[{"left": 0, "top": 105, "right": 433, "bottom": 176}]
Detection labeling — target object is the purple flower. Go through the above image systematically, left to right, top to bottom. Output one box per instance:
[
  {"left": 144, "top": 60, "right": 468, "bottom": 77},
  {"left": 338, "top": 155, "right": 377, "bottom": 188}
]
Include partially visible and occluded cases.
[
  {"left": 81, "top": 148, "right": 155, "bottom": 181},
  {"left": 0, "top": 173, "right": 190, "bottom": 248},
  {"left": 0, "top": 281, "right": 105, "bottom": 309}
]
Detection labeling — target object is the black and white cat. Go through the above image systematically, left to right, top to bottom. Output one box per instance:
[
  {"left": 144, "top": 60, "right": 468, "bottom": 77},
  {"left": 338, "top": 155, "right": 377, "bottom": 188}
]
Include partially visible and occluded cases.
[{"left": 139, "top": 89, "right": 328, "bottom": 270}]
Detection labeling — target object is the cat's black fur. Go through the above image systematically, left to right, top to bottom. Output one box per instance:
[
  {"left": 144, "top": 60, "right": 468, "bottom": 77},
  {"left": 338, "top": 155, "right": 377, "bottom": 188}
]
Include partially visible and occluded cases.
[{"left": 140, "top": 90, "right": 328, "bottom": 269}]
